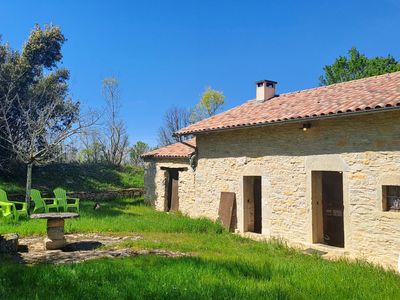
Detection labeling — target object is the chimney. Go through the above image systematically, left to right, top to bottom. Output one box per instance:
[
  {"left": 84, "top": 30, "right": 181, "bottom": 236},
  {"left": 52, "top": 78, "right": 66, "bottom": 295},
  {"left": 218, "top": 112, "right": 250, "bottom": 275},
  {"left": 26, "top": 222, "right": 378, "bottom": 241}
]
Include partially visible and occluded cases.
[{"left": 256, "top": 80, "right": 277, "bottom": 102}]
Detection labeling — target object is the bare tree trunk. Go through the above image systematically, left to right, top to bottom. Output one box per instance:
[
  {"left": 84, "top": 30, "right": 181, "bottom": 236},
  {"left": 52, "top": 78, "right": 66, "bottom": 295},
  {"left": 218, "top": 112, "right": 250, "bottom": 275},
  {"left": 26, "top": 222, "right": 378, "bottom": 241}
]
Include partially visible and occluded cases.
[
  {"left": 101, "top": 77, "right": 129, "bottom": 166},
  {"left": 25, "top": 163, "right": 33, "bottom": 209}
]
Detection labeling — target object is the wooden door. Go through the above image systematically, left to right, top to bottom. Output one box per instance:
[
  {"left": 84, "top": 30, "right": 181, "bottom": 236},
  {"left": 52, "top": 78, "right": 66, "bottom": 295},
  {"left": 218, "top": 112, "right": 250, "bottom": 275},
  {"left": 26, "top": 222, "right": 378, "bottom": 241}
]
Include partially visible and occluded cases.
[
  {"left": 169, "top": 170, "right": 179, "bottom": 212},
  {"left": 322, "top": 172, "right": 344, "bottom": 247},
  {"left": 253, "top": 176, "right": 262, "bottom": 234},
  {"left": 218, "top": 192, "right": 236, "bottom": 231}
]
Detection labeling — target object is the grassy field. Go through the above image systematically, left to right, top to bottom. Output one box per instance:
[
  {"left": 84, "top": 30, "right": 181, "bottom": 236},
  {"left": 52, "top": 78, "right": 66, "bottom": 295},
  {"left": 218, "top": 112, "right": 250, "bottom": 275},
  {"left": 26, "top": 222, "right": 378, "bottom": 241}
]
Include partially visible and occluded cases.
[
  {"left": 0, "top": 163, "right": 144, "bottom": 193},
  {"left": 0, "top": 199, "right": 399, "bottom": 299}
]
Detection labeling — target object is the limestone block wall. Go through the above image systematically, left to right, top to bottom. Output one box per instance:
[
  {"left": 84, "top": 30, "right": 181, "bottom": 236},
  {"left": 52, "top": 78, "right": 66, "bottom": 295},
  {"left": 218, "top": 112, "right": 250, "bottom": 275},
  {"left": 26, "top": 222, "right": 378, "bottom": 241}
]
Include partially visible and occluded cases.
[
  {"left": 191, "top": 110, "right": 400, "bottom": 269},
  {"left": 144, "top": 158, "right": 195, "bottom": 215},
  {"left": 144, "top": 160, "right": 157, "bottom": 206}
]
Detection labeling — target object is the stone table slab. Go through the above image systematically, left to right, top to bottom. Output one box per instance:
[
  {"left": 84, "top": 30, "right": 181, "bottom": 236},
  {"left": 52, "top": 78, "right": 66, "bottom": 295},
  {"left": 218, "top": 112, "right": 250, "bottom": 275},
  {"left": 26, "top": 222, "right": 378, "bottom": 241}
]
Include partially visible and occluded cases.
[{"left": 31, "top": 213, "right": 79, "bottom": 220}]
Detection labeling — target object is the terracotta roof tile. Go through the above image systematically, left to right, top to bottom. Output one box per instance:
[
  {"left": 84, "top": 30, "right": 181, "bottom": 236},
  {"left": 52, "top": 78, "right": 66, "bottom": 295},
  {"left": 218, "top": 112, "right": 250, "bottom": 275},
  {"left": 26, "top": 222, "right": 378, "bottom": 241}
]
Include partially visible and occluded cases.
[
  {"left": 177, "top": 72, "right": 400, "bottom": 135},
  {"left": 142, "top": 138, "right": 196, "bottom": 158}
]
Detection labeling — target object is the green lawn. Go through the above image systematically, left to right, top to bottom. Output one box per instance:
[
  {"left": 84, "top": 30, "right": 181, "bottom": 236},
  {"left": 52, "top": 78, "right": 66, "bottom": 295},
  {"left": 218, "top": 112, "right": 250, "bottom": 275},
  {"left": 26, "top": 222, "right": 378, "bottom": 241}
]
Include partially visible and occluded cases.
[
  {"left": 0, "top": 163, "right": 144, "bottom": 193},
  {"left": 1, "top": 199, "right": 399, "bottom": 299}
]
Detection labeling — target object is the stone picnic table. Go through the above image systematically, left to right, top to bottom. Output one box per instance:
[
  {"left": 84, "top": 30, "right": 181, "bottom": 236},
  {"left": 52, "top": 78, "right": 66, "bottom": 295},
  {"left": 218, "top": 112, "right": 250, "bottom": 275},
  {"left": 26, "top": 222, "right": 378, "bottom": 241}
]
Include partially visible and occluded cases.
[{"left": 31, "top": 212, "right": 79, "bottom": 250}]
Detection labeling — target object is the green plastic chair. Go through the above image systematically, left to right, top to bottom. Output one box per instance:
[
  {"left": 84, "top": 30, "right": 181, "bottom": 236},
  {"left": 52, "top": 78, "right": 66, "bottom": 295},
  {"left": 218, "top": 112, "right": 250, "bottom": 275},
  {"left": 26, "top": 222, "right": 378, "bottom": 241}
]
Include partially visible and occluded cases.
[
  {"left": 53, "top": 188, "right": 80, "bottom": 213},
  {"left": 0, "top": 189, "right": 28, "bottom": 220},
  {"left": 30, "top": 189, "right": 58, "bottom": 213},
  {"left": 0, "top": 201, "right": 15, "bottom": 221}
]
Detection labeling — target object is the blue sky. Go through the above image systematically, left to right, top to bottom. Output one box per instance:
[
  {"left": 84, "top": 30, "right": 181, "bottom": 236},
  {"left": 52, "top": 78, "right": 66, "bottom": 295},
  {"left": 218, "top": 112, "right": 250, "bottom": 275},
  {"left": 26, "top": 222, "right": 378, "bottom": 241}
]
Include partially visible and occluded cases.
[{"left": 1, "top": 0, "right": 399, "bottom": 146}]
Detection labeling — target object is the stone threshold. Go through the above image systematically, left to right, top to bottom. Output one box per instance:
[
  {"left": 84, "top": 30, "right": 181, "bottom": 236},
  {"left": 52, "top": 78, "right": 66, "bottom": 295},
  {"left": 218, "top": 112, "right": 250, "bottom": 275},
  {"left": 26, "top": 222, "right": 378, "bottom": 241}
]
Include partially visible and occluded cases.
[{"left": 236, "top": 232, "right": 353, "bottom": 261}]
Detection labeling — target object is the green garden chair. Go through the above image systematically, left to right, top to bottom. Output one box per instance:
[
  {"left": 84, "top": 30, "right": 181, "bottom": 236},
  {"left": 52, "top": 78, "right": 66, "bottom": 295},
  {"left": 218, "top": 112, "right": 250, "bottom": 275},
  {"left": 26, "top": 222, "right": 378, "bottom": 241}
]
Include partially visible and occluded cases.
[
  {"left": 53, "top": 188, "right": 80, "bottom": 213},
  {"left": 0, "top": 189, "right": 28, "bottom": 220},
  {"left": 30, "top": 189, "right": 58, "bottom": 213},
  {"left": 0, "top": 201, "right": 15, "bottom": 221}
]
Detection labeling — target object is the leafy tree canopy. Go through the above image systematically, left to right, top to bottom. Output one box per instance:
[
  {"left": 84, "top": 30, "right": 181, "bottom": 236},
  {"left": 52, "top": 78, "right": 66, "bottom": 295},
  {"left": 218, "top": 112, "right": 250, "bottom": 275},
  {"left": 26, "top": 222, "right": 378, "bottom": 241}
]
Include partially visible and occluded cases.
[
  {"left": 0, "top": 24, "right": 79, "bottom": 167},
  {"left": 319, "top": 47, "right": 400, "bottom": 86},
  {"left": 190, "top": 87, "right": 225, "bottom": 123},
  {"left": 130, "top": 141, "right": 151, "bottom": 166}
]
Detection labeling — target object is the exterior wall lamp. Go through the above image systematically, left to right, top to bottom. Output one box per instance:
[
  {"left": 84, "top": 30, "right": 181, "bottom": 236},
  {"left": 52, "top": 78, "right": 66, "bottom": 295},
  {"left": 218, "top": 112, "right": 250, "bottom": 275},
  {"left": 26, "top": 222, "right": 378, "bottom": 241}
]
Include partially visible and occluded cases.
[{"left": 302, "top": 123, "right": 311, "bottom": 132}]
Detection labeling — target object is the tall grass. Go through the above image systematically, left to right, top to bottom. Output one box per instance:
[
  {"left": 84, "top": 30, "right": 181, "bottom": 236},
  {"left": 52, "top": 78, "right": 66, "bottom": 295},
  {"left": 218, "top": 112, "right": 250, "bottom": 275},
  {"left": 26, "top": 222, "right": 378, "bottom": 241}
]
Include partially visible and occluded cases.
[{"left": 0, "top": 199, "right": 223, "bottom": 236}]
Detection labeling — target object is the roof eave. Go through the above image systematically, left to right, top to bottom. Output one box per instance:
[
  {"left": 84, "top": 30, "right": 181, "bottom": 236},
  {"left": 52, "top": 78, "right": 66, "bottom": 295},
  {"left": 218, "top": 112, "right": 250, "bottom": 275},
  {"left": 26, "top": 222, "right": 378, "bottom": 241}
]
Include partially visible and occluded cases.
[
  {"left": 176, "top": 106, "right": 400, "bottom": 136},
  {"left": 142, "top": 155, "right": 192, "bottom": 159}
]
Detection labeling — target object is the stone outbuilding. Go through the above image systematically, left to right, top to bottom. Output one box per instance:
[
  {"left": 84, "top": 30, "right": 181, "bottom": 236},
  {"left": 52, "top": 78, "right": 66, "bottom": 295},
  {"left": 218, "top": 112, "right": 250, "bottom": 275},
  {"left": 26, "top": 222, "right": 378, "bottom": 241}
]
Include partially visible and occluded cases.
[
  {"left": 143, "top": 72, "right": 400, "bottom": 270},
  {"left": 142, "top": 138, "right": 196, "bottom": 213}
]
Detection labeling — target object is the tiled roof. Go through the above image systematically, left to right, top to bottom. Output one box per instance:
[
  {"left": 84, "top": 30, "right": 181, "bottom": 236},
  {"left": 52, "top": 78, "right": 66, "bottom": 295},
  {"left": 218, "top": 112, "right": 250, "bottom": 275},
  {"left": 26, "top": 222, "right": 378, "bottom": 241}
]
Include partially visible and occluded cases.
[
  {"left": 177, "top": 72, "right": 400, "bottom": 135},
  {"left": 142, "top": 138, "right": 196, "bottom": 158}
]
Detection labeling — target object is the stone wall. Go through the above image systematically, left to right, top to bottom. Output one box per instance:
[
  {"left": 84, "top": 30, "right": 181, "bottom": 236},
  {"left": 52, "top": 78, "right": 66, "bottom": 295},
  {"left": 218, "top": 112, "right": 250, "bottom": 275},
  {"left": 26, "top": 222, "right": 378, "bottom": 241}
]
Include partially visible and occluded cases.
[
  {"left": 144, "top": 110, "right": 400, "bottom": 270},
  {"left": 9, "top": 188, "right": 144, "bottom": 202},
  {"left": 68, "top": 188, "right": 144, "bottom": 200}
]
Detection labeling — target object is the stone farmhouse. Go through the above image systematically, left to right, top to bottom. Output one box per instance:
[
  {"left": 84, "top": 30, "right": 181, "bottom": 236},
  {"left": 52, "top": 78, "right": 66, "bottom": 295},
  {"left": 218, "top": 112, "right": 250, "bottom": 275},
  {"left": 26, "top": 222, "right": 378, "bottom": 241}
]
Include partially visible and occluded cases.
[{"left": 143, "top": 72, "right": 400, "bottom": 269}]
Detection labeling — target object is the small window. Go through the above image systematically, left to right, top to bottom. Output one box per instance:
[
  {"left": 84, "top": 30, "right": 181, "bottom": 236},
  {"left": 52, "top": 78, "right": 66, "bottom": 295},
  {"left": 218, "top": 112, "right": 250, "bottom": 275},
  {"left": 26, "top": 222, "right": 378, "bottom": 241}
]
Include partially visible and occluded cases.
[{"left": 382, "top": 186, "right": 400, "bottom": 211}]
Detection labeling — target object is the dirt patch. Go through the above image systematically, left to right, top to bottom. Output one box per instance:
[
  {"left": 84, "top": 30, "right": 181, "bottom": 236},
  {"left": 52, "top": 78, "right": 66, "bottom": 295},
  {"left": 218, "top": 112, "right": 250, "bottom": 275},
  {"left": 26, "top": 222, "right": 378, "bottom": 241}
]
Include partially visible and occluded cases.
[{"left": 13, "top": 233, "right": 189, "bottom": 264}]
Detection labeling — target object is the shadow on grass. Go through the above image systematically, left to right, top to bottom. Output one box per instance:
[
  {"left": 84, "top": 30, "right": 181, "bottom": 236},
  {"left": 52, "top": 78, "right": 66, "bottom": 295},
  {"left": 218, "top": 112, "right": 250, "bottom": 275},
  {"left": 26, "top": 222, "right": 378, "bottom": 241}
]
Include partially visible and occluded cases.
[{"left": 62, "top": 241, "right": 103, "bottom": 252}]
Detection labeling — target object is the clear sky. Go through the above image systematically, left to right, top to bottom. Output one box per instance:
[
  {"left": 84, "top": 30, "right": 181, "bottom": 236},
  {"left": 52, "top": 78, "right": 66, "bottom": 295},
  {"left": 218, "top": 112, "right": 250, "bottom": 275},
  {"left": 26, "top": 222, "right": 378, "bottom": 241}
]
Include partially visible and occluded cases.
[{"left": 1, "top": 0, "right": 399, "bottom": 146}]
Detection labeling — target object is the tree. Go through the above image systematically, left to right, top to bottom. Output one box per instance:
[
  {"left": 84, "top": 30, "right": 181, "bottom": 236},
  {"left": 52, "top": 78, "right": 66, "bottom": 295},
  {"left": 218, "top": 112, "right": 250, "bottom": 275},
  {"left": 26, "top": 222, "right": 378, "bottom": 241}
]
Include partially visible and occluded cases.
[
  {"left": 0, "top": 24, "right": 95, "bottom": 204},
  {"left": 0, "top": 25, "right": 67, "bottom": 168},
  {"left": 319, "top": 47, "right": 400, "bottom": 85},
  {"left": 100, "top": 77, "right": 129, "bottom": 166},
  {"left": 157, "top": 87, "right": 225, "bottom": 146},
  {"left": 190, "top": 87, "right": 225, "bottom": 123},
  {"left": 157, "top": 106, "right": 190, "bottom": 146},
  {"left": 79, "top": 129, "right": 103, "bottom": 163},
  {"left": 59, "top": 140, "right": 80, "bottom": 163},
  {"left": 130, "top": 141, "right": 151, "bottom": 166}
]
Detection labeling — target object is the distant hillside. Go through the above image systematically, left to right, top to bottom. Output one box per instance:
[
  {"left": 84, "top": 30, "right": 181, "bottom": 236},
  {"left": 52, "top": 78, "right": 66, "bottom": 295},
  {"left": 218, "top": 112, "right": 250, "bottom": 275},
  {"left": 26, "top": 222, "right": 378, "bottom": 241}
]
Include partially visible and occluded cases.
[{"left": 0, "top": 163, "right": 144, "bottom": 194}]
